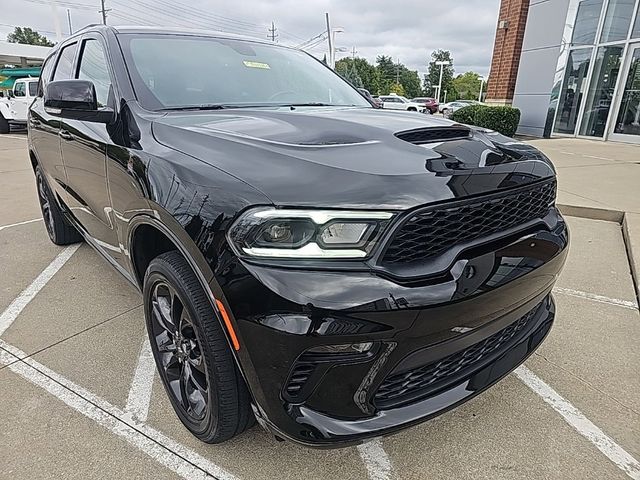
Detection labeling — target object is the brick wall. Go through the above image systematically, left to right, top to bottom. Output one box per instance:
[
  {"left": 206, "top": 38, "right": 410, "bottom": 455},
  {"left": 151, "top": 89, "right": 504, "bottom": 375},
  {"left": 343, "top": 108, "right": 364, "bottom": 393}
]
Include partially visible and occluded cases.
[{"left": 485, "top": 0, "right": 530, "bottom": 105}]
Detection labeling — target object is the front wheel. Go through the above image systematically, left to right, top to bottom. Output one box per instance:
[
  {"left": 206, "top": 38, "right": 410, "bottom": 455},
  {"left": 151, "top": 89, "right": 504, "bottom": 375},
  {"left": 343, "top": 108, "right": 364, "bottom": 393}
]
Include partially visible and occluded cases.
[
  {"left": 0, "top": 114, "right": 9, "bottom": 134},
  {"left": 143, "top": 251, "right": 253, "bottom": 443}
]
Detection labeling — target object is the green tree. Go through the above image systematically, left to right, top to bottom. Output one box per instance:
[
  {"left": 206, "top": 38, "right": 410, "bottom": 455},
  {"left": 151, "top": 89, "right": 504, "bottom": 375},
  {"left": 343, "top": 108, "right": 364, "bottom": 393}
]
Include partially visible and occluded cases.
[
  {"left": 7, "top": 27, "right": 54, "bottom": 47},
  {"left": 424, "top": 50, "right": 454, "bottom": 100},
  {"left": 375, "top": 55, "right": 396, "bottom": 95},
  {"left": 335, "top": 57, "right": 378, "bottom": 92},
  {"left": 399, "top": 68, "right": 422, "bottom": 99},
  {"left": 452, "top": 71, "right": 483, "bottom": 100},
  {"left": 389, "top": 83, "right": 405, "bottom": 95}
]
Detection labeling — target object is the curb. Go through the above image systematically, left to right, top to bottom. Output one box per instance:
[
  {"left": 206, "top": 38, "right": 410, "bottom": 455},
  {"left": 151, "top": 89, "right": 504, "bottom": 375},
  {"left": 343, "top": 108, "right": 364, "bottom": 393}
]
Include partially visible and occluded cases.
[{"left": 558, "top": 204, "right": 639, "bottom": 306}]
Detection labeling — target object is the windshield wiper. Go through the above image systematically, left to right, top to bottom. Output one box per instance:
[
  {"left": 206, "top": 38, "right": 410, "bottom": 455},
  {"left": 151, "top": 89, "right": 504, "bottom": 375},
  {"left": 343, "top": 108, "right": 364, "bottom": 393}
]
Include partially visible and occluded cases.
[
  {"left": 282, "top": 103, "right": 358, "bottom": 107},
  {"left": 160, "top": 104, "right": 229, "bottom": 111}
]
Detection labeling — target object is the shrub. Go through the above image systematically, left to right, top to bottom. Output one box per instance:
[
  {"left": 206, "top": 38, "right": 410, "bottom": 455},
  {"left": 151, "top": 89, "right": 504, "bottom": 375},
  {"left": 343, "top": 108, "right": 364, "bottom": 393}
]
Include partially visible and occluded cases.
[
  {"left": 450, "top": 104, "right": 521, "bottom": 137},
  {"left": 450, "top": 104, "right": 485, "bottom": 125}
]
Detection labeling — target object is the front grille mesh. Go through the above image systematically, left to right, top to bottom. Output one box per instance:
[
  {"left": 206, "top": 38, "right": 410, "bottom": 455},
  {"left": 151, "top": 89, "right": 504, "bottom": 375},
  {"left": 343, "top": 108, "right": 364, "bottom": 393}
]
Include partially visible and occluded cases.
[
  {"left": 382, "top": 180, "right": 556, "bottom": 264},
  {"left": 374, "top": 306, "right": 538, "bottom": 408}
]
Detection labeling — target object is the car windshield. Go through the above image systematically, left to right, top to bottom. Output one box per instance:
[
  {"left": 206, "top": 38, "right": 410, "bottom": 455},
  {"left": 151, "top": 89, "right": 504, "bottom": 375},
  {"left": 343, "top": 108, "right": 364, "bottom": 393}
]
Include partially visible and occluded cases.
[{"left": 118, "top": 34, "right": 371, "bottom": 111}]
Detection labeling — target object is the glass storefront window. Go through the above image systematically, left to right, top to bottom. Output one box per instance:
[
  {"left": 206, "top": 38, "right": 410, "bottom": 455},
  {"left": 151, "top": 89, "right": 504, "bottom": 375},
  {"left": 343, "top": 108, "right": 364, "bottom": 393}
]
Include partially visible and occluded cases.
[
  {"left": 572, "top": 0, "right": 604, "bottom": 45},
  {"left": 600, "top": 0, "right": 635, "bottom": 43},
  {"left": 632, "top": 5, "right": 640, "bottom": 39},
  {"left": 580, "top": 45, "right": 624, "bottom": 136},
  {"left": 554, "top": 48, "right": 593, "bottom": 133},
  {"left": 614, "top": 48, "right": 640, "bottom": 135}
]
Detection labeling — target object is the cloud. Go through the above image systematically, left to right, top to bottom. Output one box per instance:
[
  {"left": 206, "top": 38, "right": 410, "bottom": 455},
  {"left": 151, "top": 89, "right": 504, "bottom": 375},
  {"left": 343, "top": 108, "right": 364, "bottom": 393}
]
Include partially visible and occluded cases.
[{"left": 1, "top": 0, "right": 499, "bottom": 76}]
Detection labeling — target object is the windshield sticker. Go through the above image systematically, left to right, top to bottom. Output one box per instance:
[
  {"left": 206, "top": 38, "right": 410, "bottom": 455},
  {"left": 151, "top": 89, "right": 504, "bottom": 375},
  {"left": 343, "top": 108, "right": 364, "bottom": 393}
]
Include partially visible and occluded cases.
[{"left": 243, "top": 60, "right": 270, "bottom": 69}]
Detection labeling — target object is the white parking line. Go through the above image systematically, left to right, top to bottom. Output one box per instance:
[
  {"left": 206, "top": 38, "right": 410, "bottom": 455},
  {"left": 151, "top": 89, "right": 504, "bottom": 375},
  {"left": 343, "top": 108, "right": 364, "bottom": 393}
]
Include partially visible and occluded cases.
[
  {"left": 0, "top": 134, "right": 28, "bottom": 140},
  {"left": 0, "top": 218, "right": 42, "bottom": 232},
  {"left": 0, "top": 244, "right": 80, "bottom": 336},
  {"left": 553, "top": 286, "right": 638, "bottom": 311},
  {"left": 125, "top": 337, "right": 156, "bottom": 422},
  {"left": 0, "top": 340, "right": 238, "bottom": 480},
  {"left": 515, "top": 366, "right": 640, "bottom": 480},
  {"left": 357, "top": 439, "right": 393, "bottom": 480}
]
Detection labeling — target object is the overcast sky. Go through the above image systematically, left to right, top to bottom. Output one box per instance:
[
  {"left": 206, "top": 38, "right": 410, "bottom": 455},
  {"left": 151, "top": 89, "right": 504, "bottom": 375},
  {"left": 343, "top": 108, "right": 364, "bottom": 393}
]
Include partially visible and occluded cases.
[{"left": 1, "top": 0, "right": 500, "bottom": 78}]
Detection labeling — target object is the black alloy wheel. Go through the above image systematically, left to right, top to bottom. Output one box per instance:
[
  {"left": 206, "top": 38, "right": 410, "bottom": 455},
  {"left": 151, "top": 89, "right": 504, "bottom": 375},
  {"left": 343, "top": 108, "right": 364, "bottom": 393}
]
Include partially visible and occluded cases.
[
  {"left": 35, "top": 165, "right": 82, "bottom": 245},
  {"left": 143, "top": 251, "right": 253, "bottom": 443},
  {"left": 150, "top": 280, "right": 209, "bottom": 421}
]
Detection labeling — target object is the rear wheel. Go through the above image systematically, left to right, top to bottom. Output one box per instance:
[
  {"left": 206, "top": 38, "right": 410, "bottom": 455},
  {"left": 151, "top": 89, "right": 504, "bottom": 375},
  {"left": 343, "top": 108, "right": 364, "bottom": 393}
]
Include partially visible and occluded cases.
[
  {"left": 407, "top": 107, "right": 417, "bottom": 112},
  {"left": 0, "top": 114, "right": 9, "bottom": 134},
  {"left": 35, "top": 165, "right": 82, "bottom": 245},
  {"left": 143, "top": 251, "right": 253, "bottom": 443}
]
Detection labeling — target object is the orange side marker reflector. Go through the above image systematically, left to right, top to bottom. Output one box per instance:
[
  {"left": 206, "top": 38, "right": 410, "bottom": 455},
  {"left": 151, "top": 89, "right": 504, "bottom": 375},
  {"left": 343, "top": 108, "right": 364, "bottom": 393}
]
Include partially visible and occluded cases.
[{"left": 215, "top": 299, "right": 241, "bottom": 351}]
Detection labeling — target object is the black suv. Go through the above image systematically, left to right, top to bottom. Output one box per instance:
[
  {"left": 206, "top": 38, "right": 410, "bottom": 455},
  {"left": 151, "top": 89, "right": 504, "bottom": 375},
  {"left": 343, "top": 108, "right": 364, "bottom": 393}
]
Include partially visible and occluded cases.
[{"left": 28, "top": 26, "right": 568, "bottom": 447}]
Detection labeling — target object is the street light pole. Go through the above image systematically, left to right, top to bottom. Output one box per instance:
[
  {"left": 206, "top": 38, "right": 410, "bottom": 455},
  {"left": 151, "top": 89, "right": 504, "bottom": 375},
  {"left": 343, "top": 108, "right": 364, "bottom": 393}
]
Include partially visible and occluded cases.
[
  {"left": 435, "top": 60, "right": 450, "bottom": 103},
  {"left": 478, "top": 77, "right": 484, "bottom": 102}
]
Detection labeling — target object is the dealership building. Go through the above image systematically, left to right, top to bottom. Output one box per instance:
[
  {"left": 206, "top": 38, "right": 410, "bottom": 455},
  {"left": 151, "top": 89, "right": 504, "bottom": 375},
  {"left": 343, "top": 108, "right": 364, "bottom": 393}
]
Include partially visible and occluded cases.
[{"left": 486, "top": 0, "right": 640, "bottom": 143}]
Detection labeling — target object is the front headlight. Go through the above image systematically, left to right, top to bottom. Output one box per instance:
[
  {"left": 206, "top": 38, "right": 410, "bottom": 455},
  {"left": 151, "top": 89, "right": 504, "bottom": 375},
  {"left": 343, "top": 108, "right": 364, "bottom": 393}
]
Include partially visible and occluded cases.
[{"left": 227, "top": 207, "right": 394, "bottom": 259}]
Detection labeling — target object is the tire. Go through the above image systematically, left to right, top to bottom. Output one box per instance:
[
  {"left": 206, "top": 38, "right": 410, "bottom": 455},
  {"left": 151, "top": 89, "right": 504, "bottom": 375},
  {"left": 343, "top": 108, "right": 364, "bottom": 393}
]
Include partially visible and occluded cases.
[
  {"left": 407, "top": 107, "right": 417, "bottom": 112},
  {"left": 0, "top": 114, "right": 9, "bottom": 134},
  {"left": 35, "top": 165, "right": 82, "bottom": 245},
  {"left": 143, "top": 251, "right": 253, "bottom": 443}
]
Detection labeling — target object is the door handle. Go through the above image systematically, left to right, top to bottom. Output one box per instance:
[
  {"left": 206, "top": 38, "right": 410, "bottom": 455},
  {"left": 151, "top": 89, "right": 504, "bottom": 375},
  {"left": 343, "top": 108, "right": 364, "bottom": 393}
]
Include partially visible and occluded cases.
[
  {"left": 29, "top": 119, "right": 41, "bottom": 127},
  {"left": 59, "top": 130, "right": 73, "bottom": 141}
]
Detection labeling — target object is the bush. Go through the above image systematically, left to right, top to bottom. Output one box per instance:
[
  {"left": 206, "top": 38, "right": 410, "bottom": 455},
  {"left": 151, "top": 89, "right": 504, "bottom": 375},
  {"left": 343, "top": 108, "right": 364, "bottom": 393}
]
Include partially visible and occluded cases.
[
  {"left": 449, "top": 104, "right": 485, "bottom": 125},
  {"left": 450, "top": 104, "right": 521, "bottom": 137}
]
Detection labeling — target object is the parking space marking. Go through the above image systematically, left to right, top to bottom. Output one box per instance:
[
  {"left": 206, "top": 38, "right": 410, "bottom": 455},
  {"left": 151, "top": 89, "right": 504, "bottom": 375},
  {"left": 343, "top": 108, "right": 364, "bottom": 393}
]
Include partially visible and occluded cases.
[
  {"left": 0, "top": 134, "right": 27, "bottom": 140},
  {"left": 0, "top": 217, "right": 42, "bottom": 232},
  {"left": 0, "top": 244, "right": 80, "bottom": 336},
  {"left": 553, "top": 286, "right": 639, "bottom": 311},
  {"left": 125, "top": 337, "right": 156, "bottom": 422},
  {"left": 0, "top": 340, "right": 237, "bottom": 480},
  {"left": 515, "top": 366, "right": 640, "bottom": 480},
  {"left": 357, "top": 439, "right": 393, "bottom": 480}
]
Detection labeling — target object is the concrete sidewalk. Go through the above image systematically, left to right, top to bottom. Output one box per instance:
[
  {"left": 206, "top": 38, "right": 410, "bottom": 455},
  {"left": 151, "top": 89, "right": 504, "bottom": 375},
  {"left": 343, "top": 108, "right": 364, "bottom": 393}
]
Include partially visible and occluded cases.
[{"left": 529, "top": 138, "right": 640, "bottom": 301}]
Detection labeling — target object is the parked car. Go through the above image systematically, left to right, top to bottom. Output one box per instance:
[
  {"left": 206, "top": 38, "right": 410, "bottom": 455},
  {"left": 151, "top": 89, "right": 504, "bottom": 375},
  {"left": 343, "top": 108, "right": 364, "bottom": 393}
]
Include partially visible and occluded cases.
[
  {"left": 29, "top": 25, "right": 567, "bottom": 448},
  {"left": 0, "top": 77, "right": 39, "bottom": 133},
  {"left": 358, "top": 88, "right": 382, "bottom": 108},
  {"left": 378, "top": 94, "right": 426, "bottom": 112},
  {"left": 410, "top": 96, "right": 439, "bottom": 114},
  {"left": 439, "top": 100, "right": 480, "bottom": 116}
]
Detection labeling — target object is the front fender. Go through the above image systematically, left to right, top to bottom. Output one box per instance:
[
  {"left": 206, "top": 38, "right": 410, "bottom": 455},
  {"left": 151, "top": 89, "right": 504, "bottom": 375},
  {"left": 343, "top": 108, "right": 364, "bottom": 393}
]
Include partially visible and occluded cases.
[{"left": 0, "top": 101, "right": 13, "bottom": 119}]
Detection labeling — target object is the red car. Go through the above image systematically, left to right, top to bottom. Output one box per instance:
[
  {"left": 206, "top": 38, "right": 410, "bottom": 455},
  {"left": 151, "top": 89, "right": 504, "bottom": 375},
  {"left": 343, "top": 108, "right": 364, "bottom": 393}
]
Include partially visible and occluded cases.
[{"left": 411, "top": 97, "right": 439, "bottom": 114}]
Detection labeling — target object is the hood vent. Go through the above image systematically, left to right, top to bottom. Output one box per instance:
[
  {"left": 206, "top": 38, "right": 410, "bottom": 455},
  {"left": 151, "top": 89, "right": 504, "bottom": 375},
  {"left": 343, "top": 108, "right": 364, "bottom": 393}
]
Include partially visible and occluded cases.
[{"left": 395, "top": 126, "right": 471, "bottom": 145}]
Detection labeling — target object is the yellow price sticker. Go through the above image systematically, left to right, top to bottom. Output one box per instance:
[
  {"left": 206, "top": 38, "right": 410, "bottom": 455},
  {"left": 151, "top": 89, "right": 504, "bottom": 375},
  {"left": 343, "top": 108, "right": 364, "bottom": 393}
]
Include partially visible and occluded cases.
[{"left": 243, "top": 61, "right": 271, "bottom": 69}]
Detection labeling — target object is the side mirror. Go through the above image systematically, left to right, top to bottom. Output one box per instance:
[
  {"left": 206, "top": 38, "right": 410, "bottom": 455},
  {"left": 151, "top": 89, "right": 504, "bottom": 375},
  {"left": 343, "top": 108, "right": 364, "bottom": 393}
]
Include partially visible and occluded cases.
[
  {"left": 44, "top": 80, "right": 115, "bottom": 124},
  {"left": 7, "top": 90, "right": 14, "bottom": 98}
]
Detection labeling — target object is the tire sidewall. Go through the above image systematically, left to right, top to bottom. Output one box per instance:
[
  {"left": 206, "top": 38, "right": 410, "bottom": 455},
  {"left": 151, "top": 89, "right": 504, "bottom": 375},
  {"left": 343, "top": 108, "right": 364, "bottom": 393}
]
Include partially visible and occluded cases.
[{"left": 143, "top": 263, "right": 220, "bottom": 438}]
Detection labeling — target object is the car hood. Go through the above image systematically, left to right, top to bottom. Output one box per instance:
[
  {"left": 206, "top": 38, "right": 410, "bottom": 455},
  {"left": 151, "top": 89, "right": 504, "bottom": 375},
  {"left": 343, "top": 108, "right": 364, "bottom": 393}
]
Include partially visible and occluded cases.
[{"left": 152, "top": 107, "right": 555, "bottom": 210}]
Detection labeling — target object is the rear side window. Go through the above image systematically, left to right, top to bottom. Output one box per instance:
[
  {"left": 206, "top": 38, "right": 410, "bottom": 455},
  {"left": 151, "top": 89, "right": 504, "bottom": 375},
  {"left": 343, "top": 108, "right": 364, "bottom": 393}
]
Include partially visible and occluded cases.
[
  {"left": 77, "top": 39, "right": 113, "bottom": 108},
  {"left": 53, "top": 43, "right": 77, "bottom": 81},
  {"left": 28, "top": 82, "right": 38, "bottom": 96}
]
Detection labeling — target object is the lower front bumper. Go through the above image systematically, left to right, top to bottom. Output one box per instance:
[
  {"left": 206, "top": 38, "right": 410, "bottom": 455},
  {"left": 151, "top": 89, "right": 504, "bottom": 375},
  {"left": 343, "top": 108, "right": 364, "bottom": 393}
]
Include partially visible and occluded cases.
[{"left": 271, "top": 295, "right": 554, "bottom": 447}]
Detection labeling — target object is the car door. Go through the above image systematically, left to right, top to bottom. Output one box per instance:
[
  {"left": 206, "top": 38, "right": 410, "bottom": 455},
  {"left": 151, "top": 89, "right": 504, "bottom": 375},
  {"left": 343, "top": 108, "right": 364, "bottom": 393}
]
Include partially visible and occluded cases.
[
  {"left": 59, "top": 34, "right": 120, "bottom": 259},
  {"left": 30, "top": 45, "right": 76, "bottom": 202},
  {"left": 11, "top": 80, "right": 30, "bottom": 120}
]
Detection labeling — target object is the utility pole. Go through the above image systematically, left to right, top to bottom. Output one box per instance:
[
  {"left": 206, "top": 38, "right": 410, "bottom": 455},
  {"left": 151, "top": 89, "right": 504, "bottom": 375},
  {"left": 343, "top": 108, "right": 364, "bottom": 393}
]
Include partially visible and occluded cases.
[
  {"left": 99, "top": 0, "right": 110, "bottom": 25},
  {"left": 67, "top": 9, "right": 73, "bottom": 35},
  {"left": 325, "top": 13, "right": 334, "bottom": 69},
  {"left": 267, "top": 21, "right": 278, "bottom": 42},
  {"left": 395, "top": 58, "right": 400, "bottom": 85},
  {"left": 478, "top": 76, "right": 484, "bottom": 102}
]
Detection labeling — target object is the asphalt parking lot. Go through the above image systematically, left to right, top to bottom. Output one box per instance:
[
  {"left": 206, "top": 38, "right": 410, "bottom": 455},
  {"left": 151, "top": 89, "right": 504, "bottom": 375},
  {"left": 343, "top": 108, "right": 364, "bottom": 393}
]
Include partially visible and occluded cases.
[{"left": 1, "top": 132, "right": 639, "bottom": 480}]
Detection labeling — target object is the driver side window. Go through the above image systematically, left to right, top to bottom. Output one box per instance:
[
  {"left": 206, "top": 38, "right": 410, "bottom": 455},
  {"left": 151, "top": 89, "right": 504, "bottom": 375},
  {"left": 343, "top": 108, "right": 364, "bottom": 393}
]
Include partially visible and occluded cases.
[
  {"left": 77, "top": 39, "right": 113, "bottom": 108},
  {"left": 13, "top": 82, "right": 26, "bottom": 97}
]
